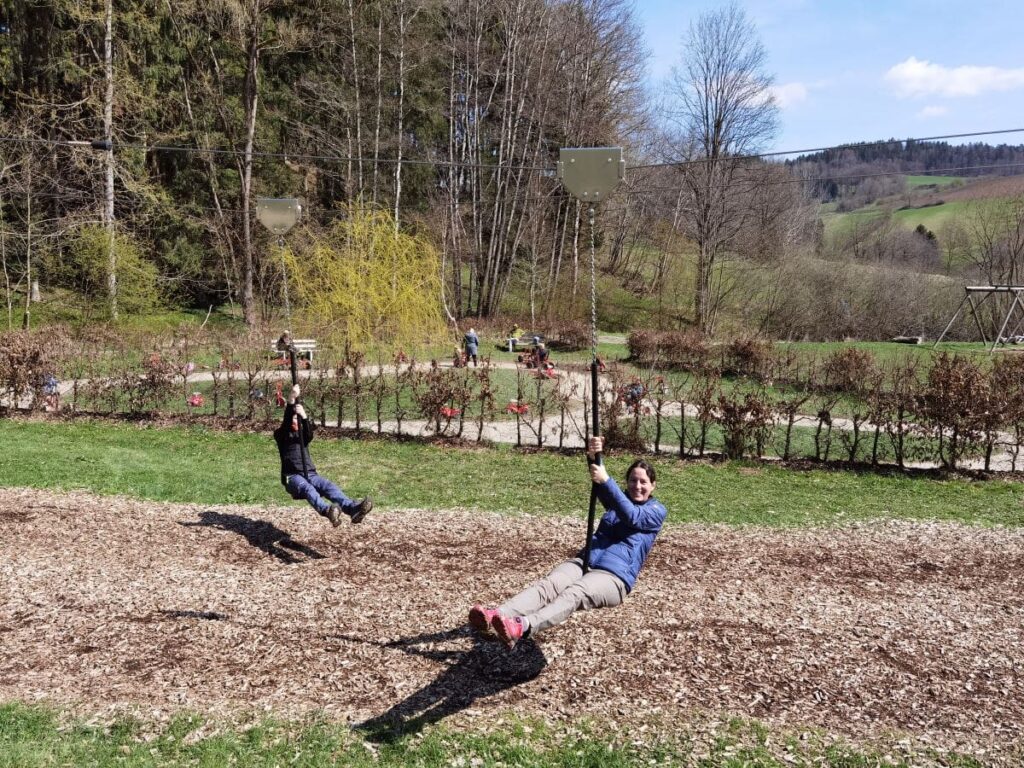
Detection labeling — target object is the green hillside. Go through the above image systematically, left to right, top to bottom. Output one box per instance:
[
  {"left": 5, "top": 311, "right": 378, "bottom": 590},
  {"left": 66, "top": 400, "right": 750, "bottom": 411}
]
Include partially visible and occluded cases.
[
  {"left": 823, "top": 174, "right": 1014, "bottom": 242},
  {"left": 904, "top": 175, "right": 964, "bottom": 189}
]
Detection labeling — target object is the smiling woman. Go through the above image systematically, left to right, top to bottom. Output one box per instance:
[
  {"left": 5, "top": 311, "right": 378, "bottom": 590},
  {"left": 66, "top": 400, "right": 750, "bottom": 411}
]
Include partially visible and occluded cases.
[{"left": 468, "top": 436, "right": 668, "bottom": 650}]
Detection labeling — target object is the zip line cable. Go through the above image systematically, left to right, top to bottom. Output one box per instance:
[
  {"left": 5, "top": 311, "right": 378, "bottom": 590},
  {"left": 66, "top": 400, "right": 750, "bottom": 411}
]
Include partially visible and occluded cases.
[
  {"left": 2, "top": 127, "right": 1024, "bottom": 176},
  {"left": 628, "top": 127, "right": 1024, "bottom": 170},
  {"left": 0, "top": 134, "right": 553, "bottom": 173},
  {"left": 11, "top": 156, "right": 1024, "bottom": 220},
  {"left": 524, "top": 161, "right": 1024, "bottom": 207},
  {"left": 595, "top": 161, "right": 1024, "bottom": 200}
]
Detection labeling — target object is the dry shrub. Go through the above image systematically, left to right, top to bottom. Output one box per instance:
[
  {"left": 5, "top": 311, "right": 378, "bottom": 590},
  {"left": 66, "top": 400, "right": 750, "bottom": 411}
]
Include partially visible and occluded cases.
[
  {"left": 755, "top": 256, "right": 962, "bottom": 341},
  {"left": 550, "top": 320, "right": 590, "bottom": 352},
  {"left": 0, "top": 327, "right": 73, "bottom": 410},
  {"left": 626, "top": 329, "right": 656, "bottom": 362},
  {"left": 628, "top": 329, "right": 710, "bottom": 372},
  {"left": 661, "top": 330, "right": 711, "bottom": 371},
  {"left": 721, "top": 336, "right": 772, "bottom": 379},
  {"left": 820, "top": 348, "right": 877, "bottom": 393},
  {"left": 121, "top": 349, "right": 178, "bottom": 415},
  {"left": 921, "top": 353, "right": 986, "bottom": 469},
  {"left": 991, "top": 355, "right": 1024, "bottom": 469},
  {"left": 873, "top": 357, "right": 924, "bottom": 469},
  {"left": 410, "top": 365, "right": 471, "bottom": 436},
  {"left": 599, "top": 367, "right": 647, "bottom": 453},
  {"left": 717, "top": 389, "right": 774, "bottom": 459}
]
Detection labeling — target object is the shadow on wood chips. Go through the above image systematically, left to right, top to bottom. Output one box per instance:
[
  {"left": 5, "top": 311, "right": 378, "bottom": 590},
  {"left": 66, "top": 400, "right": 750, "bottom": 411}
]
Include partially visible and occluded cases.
[
  {"left": 180, "top": 510, "right": 326, "bottom": 563},
  {"left": 340, "top": 627, "right": 547, "bottom": 743}
]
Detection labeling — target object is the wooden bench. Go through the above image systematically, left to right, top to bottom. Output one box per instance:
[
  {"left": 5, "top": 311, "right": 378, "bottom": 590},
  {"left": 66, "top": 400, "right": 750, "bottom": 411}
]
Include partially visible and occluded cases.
[
  {"left": 506, "top": 333, "right": 544, "bottom": 352},
  {"left": 271, "top": 338, "right": 318, "bottom": 364}
]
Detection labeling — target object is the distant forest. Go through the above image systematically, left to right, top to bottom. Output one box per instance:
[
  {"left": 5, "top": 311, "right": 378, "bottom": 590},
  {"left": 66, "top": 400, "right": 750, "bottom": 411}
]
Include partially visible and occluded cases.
[{"left": 790, "top": 141, "right": 1024, "bottom": 201}]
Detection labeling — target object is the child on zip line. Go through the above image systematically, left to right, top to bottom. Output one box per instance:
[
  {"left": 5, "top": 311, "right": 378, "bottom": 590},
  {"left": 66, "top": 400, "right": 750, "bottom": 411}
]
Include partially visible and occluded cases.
[{"left": 274, "top": 384, "right": 373, "bottom": 527}]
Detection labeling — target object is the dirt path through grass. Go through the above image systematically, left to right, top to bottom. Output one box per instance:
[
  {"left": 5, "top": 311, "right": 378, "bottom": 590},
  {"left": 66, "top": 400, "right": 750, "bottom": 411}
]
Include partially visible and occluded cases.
[
  {"left": 41, "top": 357, "right": 1023, "bottom": 470},
  {"left": 1, "top": 487, "right": 1022, "bottom": 759}
]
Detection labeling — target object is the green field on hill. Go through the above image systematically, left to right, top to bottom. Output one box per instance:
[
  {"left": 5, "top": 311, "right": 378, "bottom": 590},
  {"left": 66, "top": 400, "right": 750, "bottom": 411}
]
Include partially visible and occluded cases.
[
  {"left": 904, "top": 175, "right": 964, "bottom": 189},
  {"left": 822, "top": 197, "right": 1003, "bottom": 242}
]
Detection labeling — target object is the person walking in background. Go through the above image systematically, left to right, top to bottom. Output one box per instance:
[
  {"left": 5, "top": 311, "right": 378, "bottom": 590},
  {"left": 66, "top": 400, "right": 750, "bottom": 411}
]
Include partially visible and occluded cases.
[
  {"left": 464, "top": 327, "right": 480, "bottom": 367},
  {"left": 274, "top": 384, "right": 373, "bottom": 526},
  {"left": 468, "top": 436, "right": 666, "bottom": 649}
]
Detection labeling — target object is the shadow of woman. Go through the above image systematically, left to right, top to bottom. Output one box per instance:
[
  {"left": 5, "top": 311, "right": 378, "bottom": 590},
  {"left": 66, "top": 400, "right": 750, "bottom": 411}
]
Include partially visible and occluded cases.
[
  {"left": 180, "top": 510, "right": 325, "bottom": 564},
  {"left": 336, "top": 626, "right": 547, "bottom": 743}
]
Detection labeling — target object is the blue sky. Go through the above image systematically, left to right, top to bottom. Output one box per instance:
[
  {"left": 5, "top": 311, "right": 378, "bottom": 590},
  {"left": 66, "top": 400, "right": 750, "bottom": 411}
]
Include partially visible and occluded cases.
[{"left": 638, "top": 0, "right": 1024, "bottom": 156}]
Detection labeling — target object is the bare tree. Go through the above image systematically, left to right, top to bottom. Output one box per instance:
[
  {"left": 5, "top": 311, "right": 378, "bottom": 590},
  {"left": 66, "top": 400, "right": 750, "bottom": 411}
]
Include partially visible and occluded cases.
[
  {"left": 102, "top": 0, "right": 117, "bottom": 319},
  {"left": 186, "top": 0, "right": 277, "bottom": 327},
  {"left": 239, "top": 0, "right": 266, "bottom": 327},
  {"left": 392, "top": 0, "right": 424, "bottom": 232},
  {"left": 664, "top": 3, "right": 778, "bottom": 334},
  {"left": 0, "top": 148, "right": 21, "bottom": 330},
  {"left": 964, "top": 196, "right": 1024, "bottom": 335},
  {"left": 966, "top": 197, "right": 1024, "bottom": 285}
]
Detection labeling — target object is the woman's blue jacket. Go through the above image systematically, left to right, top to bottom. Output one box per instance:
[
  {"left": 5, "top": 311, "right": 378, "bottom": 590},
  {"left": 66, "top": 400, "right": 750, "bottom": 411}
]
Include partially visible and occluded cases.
[{"left": 581, "top": 477, "right": 667, "bottom": 592}]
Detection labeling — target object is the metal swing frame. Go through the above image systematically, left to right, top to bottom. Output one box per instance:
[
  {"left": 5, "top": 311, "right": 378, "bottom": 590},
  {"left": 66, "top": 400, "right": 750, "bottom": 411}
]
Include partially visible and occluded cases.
[{"left": 933, "top": 285, "right": 1024, "bottom": 353}]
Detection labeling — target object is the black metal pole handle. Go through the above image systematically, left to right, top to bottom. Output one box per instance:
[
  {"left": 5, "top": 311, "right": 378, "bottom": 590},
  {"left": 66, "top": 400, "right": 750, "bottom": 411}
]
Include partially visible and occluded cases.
[{"left": 582, "top": 359, "right": 601, "bottom": 573}]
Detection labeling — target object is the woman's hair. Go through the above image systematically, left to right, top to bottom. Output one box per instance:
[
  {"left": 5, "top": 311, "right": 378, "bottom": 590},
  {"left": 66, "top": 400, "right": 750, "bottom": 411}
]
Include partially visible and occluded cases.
[{"left": 626, "top": 459, "right": 656, "bottom": 484}]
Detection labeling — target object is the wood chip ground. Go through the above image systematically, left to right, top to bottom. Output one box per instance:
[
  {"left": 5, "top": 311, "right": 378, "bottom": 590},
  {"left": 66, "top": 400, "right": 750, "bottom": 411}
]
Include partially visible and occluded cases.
[{"left": 1, "top": 487, "right": 1022, "bottom": 761}]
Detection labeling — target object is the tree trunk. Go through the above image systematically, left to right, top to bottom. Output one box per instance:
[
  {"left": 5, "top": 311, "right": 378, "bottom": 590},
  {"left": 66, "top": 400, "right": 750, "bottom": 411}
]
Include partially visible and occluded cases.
[
  {"left": 104, "top": 0, "right": 117, "bottom": 319},
  {"left": 347, "top": 0, "right": 364, "bottom": 195},
  {"left": 393, "top": 0, "right": 406, "bottom": 233},
  {"left": 371, "top": 2, "right": 383, "bottom": 205},
  {"left": 240, "top": 15, "right": 260, "bottom": 327},
  {"left": 22, "top": 159, "right": 32, "bottom": 330},
  {"left": 0, "top": 176, "right": 10, "bottom": 330}
]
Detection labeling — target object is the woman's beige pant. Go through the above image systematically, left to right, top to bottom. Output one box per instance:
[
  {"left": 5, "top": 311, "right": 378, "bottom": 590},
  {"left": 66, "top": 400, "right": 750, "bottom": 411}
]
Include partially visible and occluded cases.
[{"left": 499, "top": 558, "right": 628, "bottom": 635}]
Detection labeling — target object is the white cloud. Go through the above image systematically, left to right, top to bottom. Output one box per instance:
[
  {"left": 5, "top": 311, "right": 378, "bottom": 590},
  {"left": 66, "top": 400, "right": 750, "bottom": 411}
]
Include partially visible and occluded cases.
[
  {"left": 885, "top": 57, "right": 1024, "bottom": 98},
  {"left": 769, "top": 82, "right": 808, "bottom": 109},
  {"left": 918, "top": 105, "right": 949, "bottom": 118}
]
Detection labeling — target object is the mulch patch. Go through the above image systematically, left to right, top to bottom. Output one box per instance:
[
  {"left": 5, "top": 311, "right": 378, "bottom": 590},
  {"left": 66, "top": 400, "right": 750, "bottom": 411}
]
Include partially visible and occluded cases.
[{"left": 1, "top": 487, "right": 1023, "bottom": 760}]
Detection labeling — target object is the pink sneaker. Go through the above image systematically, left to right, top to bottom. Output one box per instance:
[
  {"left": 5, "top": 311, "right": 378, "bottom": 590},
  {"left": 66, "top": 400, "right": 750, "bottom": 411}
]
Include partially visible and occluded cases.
[
  {"left": 468, "top": 605, "right": 498, "bottom": 638},
  {"left": 491, "top": 612, "right": 526, "bottom": 650}
]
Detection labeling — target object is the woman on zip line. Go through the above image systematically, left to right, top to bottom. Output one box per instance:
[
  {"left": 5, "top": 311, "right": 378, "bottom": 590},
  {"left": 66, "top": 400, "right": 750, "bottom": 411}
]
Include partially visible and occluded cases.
[{"left": 469, "top": 435, "right": 667, "bottom": 649}]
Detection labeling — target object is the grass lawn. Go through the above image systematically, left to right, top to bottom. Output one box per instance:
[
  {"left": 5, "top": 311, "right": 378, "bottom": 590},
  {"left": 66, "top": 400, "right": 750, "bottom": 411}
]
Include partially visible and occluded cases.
[
  {"left": 823, "top": 197, "right": 1004, "bottom": 244},
  {"left": 820, "top": 207, "right": 884, "bottom": 240},
  {"left": 11, "top": 291, "right": 247, "bottom": 335},
  {"left": 774, "top": 339, "right": 991, "bottom": 366},
  {"left": 1, "top": 419, "right": 1021, "bottom": 527},
  {"left": 0, "top": 702, "right": 988, "bottom": 768}
]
